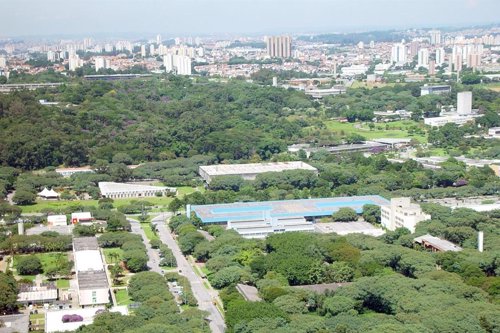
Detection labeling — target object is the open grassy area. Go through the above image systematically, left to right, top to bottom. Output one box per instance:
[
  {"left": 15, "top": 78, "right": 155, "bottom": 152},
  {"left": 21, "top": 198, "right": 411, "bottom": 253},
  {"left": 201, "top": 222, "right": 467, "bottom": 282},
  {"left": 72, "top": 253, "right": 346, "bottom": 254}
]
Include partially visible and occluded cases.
[
  {"left": 350, "top": 81, "right": 399, "bottom": 89},
  {"left": 481, "top": 82, "right": 500, "bottom": 92},
  {"left": 324, "top": 120, "right": 427, "bottom": 143},
  {"left": 103, "top": 248, "right": 124, "bottom": 264},
  {"left": 14, "top": 252, "right": 69, "bottom": 274},
  {"left": 56, "top": 278, "right": 70, "bottom": 289},
  {"left": 115, "top": 288, "right": 132, "bottom": 306}
]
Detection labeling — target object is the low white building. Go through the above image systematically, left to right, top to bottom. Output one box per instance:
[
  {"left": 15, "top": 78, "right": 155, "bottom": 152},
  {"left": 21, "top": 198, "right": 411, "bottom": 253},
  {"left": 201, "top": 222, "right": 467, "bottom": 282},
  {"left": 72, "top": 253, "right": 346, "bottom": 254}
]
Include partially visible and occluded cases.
[
  {"left": 424, "top": 114, "right": 479, "bottom": 127},
  {"left": 199, "top": 161, "right": 318, "bottom": 184},
  {"left": 55, "top": 166, "right": 94, "bottom": 178},
  {"left": 98, "top": 182, "right": 176, "bottom": 199},
  {"left": 381, "top": 197, "right": 431, "bottom": 233},
  {"left": 71, "top": 212, "right": 93, "bottom": 224},
  {"left": 47, "top": 215, "right": 67, "bottom": 227},
  {"left": 227, "top": 217, "right": 315, "bottom": 239}
]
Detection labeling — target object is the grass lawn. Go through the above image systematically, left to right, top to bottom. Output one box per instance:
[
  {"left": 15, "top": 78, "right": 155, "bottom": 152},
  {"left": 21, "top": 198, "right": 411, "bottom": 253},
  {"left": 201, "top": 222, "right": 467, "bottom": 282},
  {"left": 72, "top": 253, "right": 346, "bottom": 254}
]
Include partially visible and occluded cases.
[
  {"left": 350, "top": 81, "right": 399, "bottom": 89},
  {"left": 324, "top": 120, "right": 427, "bottom": 143},
  {"left": 427, "top": 148, "right": 449, "bottom": 157},
  {"left": 140, "top": 222, "right": 159, "bottom": 242},
  {"left": 103, "top": 248, "right": 124, "bottom": 264},
  {"left": 14, "top": 252, "right": 69, "bottom": 276},
  {"left": 200, "top": 266, "right": 211, "bottom": 276},
  {"left": 56, "top": 278, "right": 70, "bottom": 289},
  {"left": 115, "top": 289, "right": 132, "bottom": 305}
]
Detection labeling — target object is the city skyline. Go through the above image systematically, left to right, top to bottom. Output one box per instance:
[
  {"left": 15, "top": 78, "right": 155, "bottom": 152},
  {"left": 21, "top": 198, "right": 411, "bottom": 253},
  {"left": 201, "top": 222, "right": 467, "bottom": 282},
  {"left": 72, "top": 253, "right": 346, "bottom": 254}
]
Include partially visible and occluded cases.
[{"left": 1, "top": 0, "right": 500, "bottom": 38}]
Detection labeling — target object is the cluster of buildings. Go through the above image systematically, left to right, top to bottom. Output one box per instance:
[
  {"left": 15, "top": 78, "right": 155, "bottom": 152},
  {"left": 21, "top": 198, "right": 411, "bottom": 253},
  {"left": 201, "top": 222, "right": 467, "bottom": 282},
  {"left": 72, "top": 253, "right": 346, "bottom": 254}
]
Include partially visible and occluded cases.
[{"left": 424, "top": 91, "right": 480, "bottom": 127}]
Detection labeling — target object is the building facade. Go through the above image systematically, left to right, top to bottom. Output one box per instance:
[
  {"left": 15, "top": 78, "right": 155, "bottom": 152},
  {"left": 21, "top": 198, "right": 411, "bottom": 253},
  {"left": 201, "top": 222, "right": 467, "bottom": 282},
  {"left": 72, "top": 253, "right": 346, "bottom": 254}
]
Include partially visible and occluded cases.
[
  {"left": 266, "top": 36, "right": 292, "bottom": 58},
  {"left": 381, "top": 197, "right": 431, "bottom": 233}
]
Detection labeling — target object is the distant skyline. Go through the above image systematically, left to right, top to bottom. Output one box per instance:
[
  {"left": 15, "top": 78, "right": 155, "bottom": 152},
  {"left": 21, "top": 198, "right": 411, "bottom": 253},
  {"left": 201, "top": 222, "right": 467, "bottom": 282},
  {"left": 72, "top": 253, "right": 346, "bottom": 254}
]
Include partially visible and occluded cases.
[{"left": 1, "top": 0, "right": 500, "bottom": 38}]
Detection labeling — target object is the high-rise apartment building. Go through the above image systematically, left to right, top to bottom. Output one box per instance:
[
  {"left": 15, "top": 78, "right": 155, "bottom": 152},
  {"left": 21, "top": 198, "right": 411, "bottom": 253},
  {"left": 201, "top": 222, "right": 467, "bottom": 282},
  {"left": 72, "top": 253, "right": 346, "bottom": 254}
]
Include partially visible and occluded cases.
[
  {"left": 429, "top": 30, "right": 442, "bottom": 45},
  {"left": 266, "top": 36, "right": 292, "bottom": 58},
  {"left": 391, "top": 42, "right": 407, "bottom": 64},
  {"left": 140, "top": 45, "right": 146, "bottom": 57},
  {"left": 417, "top": 48, "right": 429, "bottom": 68},
  {"left": 435, "top": 48, "right": 446, "bottom": 65},
  {"left": 47, "top": 51, "right": 56, "bottom": 62},
  {"left": 467, "top": 53, "right": 481, "bottom": 69},
  {"left": 163, "top": 54, "right": 174, "bottom": 72},
  {"left": 174, "top": 55, "right": 192, "bottom": 75},
  {"left": 0, "top": 57, "right": 6, "bottom": 68},
  {"left": 95, "top": 57, "right": 111, "bottom": 72},
  {"left": 428, "top": 60, "right": 436, "bottom": 75}
]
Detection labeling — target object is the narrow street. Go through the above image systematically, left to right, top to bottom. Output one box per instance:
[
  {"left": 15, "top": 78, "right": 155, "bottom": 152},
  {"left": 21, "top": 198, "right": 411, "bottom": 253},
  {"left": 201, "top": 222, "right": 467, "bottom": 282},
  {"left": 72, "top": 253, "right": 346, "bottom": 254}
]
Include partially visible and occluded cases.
[{"left": 152, "top": 213, "right": 226, "bottom": 333}]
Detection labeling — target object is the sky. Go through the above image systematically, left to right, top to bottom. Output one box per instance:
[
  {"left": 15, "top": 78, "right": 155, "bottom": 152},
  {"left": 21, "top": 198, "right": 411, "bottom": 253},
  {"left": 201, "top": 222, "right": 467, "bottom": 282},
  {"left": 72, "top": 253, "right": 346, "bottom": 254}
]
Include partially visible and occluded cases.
[{"left": 1, "top": 0, "right": 500, "bottom": 38}]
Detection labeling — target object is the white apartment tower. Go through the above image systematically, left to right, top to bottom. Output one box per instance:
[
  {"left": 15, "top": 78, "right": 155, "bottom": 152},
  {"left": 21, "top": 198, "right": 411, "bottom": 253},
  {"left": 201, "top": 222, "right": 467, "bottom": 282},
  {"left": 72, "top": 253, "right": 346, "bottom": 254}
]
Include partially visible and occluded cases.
[
  {"left": 429, "top": 30, "right": 442, "bottom": 45},
  {"left": 266, "top": 36, "right": 292, "bottom": 58},
  {"left": 391, "top": 42, "right": 407, "bottom": 64},
  {"left": 141, "top": 45, "right": 147, "bottom": 57},
  {"left": 417, "top": 48, "right": 429, "bottom": 68},
  {"left": 435, "top": 48, "right": 446, "bottom": 65},
  {"left": 163, "top": 54, "right": 174, "bottom": 72},
  {"left": 175, "top": 55, "right": 192, "bottom": 75},
  {"left": 95, "top": 57, "right": 110, "bottom": 72},
  {"left": 457, "top": 91, "right": 472, "bottom": 115},
  {"left": 381, "top": 198, "right": 431, "bottom": 233}
]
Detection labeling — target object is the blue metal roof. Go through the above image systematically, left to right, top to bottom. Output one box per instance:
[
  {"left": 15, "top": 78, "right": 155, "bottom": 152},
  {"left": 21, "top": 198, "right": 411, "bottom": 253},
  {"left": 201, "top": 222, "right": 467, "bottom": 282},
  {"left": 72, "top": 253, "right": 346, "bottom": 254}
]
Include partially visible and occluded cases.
[{"left": 190, "top": 195, "right": 389, "bottom": 224}]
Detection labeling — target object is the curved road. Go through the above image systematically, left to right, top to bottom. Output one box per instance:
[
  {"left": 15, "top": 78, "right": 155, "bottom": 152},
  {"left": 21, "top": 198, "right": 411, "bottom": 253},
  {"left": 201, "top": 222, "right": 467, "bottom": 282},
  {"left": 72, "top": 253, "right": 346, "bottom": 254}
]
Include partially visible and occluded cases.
[{"left": 152, "top": 213, "right": 226, "bottom": 333}]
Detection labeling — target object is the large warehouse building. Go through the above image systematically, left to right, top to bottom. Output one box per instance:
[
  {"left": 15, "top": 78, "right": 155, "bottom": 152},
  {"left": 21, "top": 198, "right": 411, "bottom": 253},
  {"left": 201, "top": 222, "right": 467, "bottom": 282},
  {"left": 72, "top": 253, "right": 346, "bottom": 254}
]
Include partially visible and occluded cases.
[
  {"left": 199, "top": 161, "right": 318, "bottom": 184},
  {"left": 98, "top": 182, "right": 176, "bottom": 199},
  {"left": 188, "top": 195, "right": 390, "bottom": 238},
  {"left": 73, "top": 237, "right": 109, "bottom": 306}
]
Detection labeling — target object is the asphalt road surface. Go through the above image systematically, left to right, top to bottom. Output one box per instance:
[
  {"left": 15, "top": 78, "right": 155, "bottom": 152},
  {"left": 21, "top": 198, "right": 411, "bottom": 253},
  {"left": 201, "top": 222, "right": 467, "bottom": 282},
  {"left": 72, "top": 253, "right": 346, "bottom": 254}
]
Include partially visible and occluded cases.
[{"left": 152, "top": 213, "right": 226, "bottom": 333}]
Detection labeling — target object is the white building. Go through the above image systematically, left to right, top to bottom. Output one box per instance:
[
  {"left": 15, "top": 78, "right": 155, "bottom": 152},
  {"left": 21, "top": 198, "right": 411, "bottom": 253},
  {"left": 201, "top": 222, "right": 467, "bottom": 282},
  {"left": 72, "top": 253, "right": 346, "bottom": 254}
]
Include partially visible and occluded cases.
[
  {"left": 429, "top": 30, "right": 442, "bottom": 45},
  {"left": 391, "top": 42, "right": 407, "bottom": 64},
  {"left": 140, "top": 45, "right": 146, "bottom": 57},
  {"left": 417, "top": 48, "right": 429, "bottom": 68},
  {"left": 435, "top": 48, "right": 446, "bottom": 65},
  {"left": 47, "top": 51, "right": 56, "bottom": 62},
  {"left": 163, "top": 54, "right": 173, "bottom": 72},
  {"left": 68, "top": 55, "right": 82, "bottom": 71},
  {"left": 174, "top": 55, "right": 192, "bottom": 75},
  {"left": 0, "top": 57, "right": 6, "bottom": 68},
  {"left": 95, "top": 57, "right": 110, "bottom": 72},
  {"left": 341, "top": 64, "right": 368, "bottom": 76},
  {"left": 457, "top": 91, "right": 472, "bottom": 115},
  {"left": 424, "top": 114, "right": 479, "bottom": 127},
  {"left": 488, "top": 127, "right": 500, "bottom": 138},
  {"left": 199, "top": 161, "right": 318, "bottom": 184},
  {"left": 55, "top": 166, "right": 94, "bottom": 178},
  {"left": 98, "top": 182, "right": 176, "bottom": 199},
  {"left": 381, "top": 197, "right": 431, "bottom": 233},
  {"left": 71, "top": 212, "right": 93, "bottom": 224},
  {"left": 47, "top": 215, "right": 67, "bottom": 227},
  {"left": 227, "top": 217, "right": 315, "bottom": 239},
  {"left": 73, "top": 237, "right": 109, "bottom": 307}
]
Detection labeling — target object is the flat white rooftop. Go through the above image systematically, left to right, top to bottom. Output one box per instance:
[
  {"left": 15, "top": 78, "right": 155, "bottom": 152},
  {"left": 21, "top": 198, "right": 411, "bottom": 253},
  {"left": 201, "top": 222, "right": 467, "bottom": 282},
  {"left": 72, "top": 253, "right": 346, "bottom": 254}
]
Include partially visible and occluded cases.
[
  {"left": 199, "top": 161, "right": 317, "bottom": 177},
  {"left": 98, "top": 182, "right": 174, "bottom": 195},
  {"left": 314, "top": 221, "right": 385, "bottom": 236},
  {"left": 74, "top": 250, "right": 103, "bottom": 272},
  {"left": 45, "top": 307, "right": 105, "bottom": 333}
]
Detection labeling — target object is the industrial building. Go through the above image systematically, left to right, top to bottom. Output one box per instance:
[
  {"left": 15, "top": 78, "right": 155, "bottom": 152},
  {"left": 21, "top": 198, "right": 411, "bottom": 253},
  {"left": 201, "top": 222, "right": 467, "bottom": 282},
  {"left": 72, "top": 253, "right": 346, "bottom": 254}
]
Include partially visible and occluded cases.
[
  {"left": 420, "top": 85, "right": 451, "bottom": 96},
  {"left": 199, "top": 161, "right": 317, "bottom": 184},
  {"left": 98, "top": 182, "right": 176, "bottom": 199},
  {"left": 188, "top": 195, "right": 390, "bottom": 238},
  {"left": 381, "top": 198, "right": 431, "bottom": 233},
  {"left": 414, "top": 234, "right": 462, "bottom": 252},
  {"left": 73, "top": 237, "right": 109, "bottom": 306}
]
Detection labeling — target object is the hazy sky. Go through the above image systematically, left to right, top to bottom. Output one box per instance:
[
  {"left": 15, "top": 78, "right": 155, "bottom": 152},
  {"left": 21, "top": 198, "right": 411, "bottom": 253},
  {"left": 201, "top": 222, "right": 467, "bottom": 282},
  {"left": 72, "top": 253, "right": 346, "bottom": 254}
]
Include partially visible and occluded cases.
[{"left": 1, "top": 0, "right": 499, "bottom": 37}]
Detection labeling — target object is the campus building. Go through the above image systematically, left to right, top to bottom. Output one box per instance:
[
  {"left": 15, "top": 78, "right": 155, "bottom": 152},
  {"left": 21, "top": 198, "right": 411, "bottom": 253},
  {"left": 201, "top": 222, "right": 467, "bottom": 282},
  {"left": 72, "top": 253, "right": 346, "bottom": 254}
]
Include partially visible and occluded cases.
[
  {"left": 420, "top": 85, "right": 451, "bottom": 96},
  {"left": 199, "top": 161, "right": 317, "bottom": 184},
  {"left": 98, "top": 182, "right": 176, "bottom": 199},
  {"left": 188, "top": 195, "right": 390, "bottom": 238},
  {"left": 381, "top": 197, "right": 431, "bottom": 233},
  {"left": 414, "top": 234, "right": 462, "bottom": 252},
  {"left": 73, "top": 237, "right": 109, "bottom": 306}
]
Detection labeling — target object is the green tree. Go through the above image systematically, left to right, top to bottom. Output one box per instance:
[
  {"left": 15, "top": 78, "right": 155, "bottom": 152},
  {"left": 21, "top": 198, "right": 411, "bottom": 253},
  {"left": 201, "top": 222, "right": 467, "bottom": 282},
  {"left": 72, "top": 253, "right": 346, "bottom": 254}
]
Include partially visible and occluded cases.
[
  {"left": 12, "top": 189, "right": 36, "bottom": 205},
  {"left": 332, "top": 207, "right": 358, "bottom": 222},
  {"left": 16, "top": 255, "right": 43, "bottom": 275},
  {"left": 0, "top": 272, "right": 19, "bottom": 314}
]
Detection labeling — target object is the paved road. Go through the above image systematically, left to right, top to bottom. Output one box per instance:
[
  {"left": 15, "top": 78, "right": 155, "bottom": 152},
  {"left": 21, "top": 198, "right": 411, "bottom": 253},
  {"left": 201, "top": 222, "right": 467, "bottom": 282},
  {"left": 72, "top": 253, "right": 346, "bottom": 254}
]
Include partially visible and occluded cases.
[
  {"left": 152, "top": 213, "right": 226, "bottom": 333},
  {"left": 127, "top": 218, "right": 162, "bottom": 274}
]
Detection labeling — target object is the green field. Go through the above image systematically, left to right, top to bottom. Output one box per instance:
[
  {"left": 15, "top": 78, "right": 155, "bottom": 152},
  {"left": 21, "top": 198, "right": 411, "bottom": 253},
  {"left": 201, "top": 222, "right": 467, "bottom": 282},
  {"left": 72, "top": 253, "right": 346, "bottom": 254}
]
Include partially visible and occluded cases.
[
  {"left": 324, "top": 120, "right": 427, "bottom": 143},
  {"left": 20, "top": 193, "right": 179, "bottom": 213},
  {"left": 140, "top": 222, "right": 159, "bottom": 242},
  {"left": 103, "top": 248, "right": 124, "bottom": 264},
  {"left": 13, "top": 252, "right": 69, "bottom": 280},
  {"left": 56, "top": 278, "right": 70, "bottom": 289},
  {"left": 115, "top": 289, "right": 131, "bottom": 305}
]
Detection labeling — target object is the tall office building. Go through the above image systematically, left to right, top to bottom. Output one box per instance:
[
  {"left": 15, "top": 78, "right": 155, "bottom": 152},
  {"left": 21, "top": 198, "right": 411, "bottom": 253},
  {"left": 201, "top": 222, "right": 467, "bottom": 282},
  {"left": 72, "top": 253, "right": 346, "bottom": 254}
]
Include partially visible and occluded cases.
[
  {"left": 429, "top": 30, "right": 442, "bottom": 45},
  {"left": 266, "top": 36, "right": 292, "bottom": 58},
  {"left": 391, "top": 42, "right": 407, "bottom": 64},
  {"left": 150, "top": 44, "right": 155, "bottom": 56},
  {"left": 140, "top": 45, "right": 146, "bottom": 57},
  {"left": 417, "top": 48, "right": 429, "bottom": 68},
  {"left": 435, "top": 48, "right": 446, "bottom": 65},
  {"left": 457, "top": 92, "right": 472, "bottom": 115}
]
